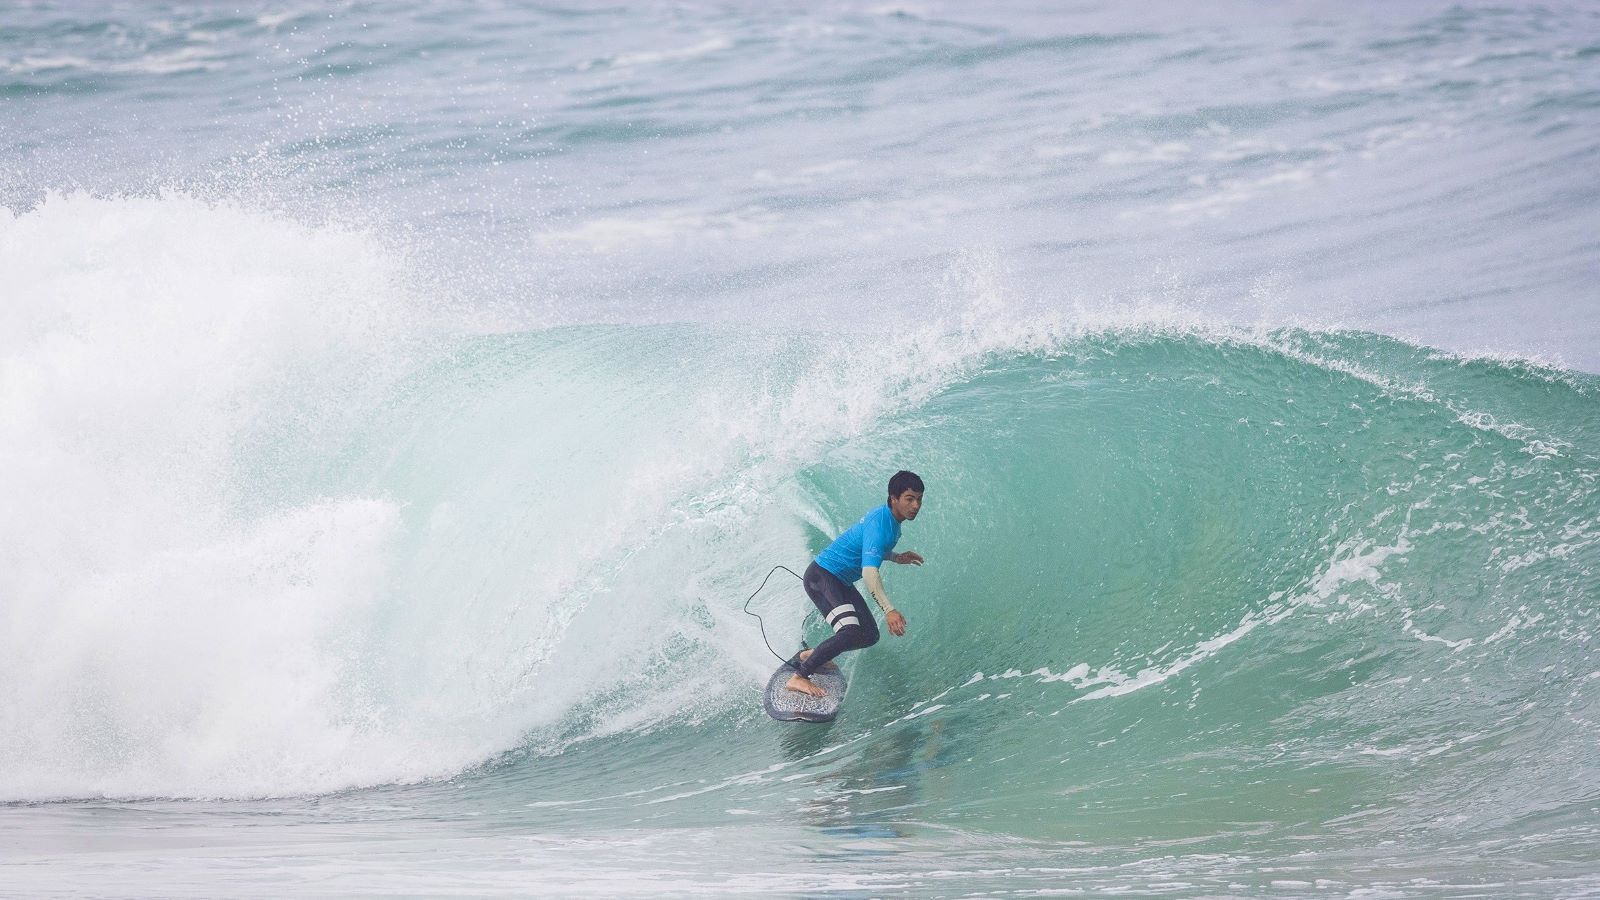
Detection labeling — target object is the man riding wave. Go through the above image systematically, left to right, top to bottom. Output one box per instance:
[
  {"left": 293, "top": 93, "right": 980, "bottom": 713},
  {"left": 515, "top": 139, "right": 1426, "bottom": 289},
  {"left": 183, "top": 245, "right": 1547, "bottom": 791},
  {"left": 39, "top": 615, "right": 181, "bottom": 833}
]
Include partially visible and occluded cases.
[{"left": 787, "top": 470, "right": 925, "bottom": 697}]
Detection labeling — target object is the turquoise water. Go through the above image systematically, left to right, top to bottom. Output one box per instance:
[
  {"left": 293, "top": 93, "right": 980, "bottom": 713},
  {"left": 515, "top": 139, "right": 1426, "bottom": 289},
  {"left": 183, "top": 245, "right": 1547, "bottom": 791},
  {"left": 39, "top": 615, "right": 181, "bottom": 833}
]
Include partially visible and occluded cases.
[{"left": 3, "top": 2, "right": 1599, "bottom": 896}]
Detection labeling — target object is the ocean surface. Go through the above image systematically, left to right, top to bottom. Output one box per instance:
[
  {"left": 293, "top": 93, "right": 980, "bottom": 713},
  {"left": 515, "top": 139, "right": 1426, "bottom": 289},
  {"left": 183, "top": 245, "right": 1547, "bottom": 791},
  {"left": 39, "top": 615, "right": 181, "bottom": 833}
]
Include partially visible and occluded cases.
[{"left": 3, "top": 1, "right": 1599, "bottom": 896}]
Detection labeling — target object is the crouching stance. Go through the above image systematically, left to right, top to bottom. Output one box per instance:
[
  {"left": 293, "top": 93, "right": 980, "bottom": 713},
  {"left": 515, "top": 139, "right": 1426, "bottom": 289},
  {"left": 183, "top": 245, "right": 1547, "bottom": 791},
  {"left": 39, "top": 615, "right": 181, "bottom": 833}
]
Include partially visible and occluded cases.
[{"left": 787, "top": 470, "right": 925, "bottom": 697}]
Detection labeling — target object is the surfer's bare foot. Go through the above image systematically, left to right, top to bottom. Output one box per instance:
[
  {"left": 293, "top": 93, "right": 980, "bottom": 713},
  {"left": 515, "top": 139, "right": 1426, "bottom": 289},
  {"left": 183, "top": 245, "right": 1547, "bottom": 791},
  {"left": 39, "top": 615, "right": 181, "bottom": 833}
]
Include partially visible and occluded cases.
[
  {"left": 797, "top": 648, "right": 838, "bottom": 671},
  {"left": 785, "top": 673, "right": 826, "bottom": 697}
]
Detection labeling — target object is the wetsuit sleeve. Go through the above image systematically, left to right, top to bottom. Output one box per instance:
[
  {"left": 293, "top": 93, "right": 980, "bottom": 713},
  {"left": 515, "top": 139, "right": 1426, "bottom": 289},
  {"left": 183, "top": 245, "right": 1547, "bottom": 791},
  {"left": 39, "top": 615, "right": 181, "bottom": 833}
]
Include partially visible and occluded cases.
[{"left": 863, "top": 567, "right": 895, "bottom": 614}]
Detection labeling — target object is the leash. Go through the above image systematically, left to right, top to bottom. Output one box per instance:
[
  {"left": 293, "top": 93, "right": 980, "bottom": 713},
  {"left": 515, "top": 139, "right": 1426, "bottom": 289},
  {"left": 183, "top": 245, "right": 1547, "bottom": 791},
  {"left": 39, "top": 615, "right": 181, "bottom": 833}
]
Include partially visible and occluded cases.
[{"left": 742, "top": 564, "right": 808, "bottom": 665}]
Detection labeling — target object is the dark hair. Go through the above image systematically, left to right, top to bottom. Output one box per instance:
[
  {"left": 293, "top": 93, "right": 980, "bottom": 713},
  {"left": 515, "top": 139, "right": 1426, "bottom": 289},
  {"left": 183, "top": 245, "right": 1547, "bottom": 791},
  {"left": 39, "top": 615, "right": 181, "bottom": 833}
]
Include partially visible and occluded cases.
[{"left": 888, "top": 470, "right": 924, "bottom": 499}]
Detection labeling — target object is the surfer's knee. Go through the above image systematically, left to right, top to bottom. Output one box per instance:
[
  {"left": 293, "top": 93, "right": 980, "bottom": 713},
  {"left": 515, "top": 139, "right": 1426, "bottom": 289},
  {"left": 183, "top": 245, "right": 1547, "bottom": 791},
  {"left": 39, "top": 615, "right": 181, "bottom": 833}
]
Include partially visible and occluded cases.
[{"left": 850, "top": 623, "right": 879, "bottom": 650}]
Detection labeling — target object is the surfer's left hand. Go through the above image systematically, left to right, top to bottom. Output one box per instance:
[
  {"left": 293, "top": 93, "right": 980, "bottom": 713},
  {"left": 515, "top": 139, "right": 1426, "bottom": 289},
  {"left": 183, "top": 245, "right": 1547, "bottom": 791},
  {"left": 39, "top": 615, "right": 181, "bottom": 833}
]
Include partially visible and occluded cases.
[
  {"left": 893, "top": 551, "right": 924, "bottom": 566},
  {"left": 887, "top": 610, "right": 907, "bottom": 636}
]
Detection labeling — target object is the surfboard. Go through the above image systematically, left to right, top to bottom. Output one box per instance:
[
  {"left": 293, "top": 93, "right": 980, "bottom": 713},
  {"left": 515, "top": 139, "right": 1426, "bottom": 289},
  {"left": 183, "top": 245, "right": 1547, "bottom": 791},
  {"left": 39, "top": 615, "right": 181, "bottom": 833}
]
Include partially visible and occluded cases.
[{"left": 763, "top": 648, "right": 847, "bottom": 723}]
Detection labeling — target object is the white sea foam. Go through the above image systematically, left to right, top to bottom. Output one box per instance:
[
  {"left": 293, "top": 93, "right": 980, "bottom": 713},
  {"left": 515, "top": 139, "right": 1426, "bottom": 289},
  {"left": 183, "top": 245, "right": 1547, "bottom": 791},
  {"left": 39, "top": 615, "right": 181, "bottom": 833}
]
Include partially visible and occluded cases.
[
  {"left": 611, "top": 37, "right": 732, "bottom": 69},
  {"left": 1, "top": 47, "right": 225, "bottom": 76},
  {"left": 0, "top": 193, "right": 456, "bottom": 799},
  {"left": 535, "top": 207, "right": 776, "bottom": 252}
]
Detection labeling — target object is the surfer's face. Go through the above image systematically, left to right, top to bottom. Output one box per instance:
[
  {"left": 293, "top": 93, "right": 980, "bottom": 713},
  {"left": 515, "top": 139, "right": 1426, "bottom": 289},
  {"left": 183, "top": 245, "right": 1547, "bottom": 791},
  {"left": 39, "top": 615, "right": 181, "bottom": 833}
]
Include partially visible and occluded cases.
[{"left": 889, "top": 489, "right": 923, "bottom": 522}]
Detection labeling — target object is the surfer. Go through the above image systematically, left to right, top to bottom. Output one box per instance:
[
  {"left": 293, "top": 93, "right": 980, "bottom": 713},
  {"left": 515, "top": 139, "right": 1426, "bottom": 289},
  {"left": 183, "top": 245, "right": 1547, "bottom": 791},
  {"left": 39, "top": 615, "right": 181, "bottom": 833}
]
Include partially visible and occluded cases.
[{"left": 786, "top": 470, "right": 925, "bottom": 697}]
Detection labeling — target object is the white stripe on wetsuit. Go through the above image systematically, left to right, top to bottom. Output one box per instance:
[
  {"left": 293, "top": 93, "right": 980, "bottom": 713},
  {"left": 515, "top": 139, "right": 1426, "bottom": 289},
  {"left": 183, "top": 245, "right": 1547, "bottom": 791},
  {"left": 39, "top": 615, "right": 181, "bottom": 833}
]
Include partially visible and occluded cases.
[{"left": 825, "top": 605, "right": 860, "bottom": 632}]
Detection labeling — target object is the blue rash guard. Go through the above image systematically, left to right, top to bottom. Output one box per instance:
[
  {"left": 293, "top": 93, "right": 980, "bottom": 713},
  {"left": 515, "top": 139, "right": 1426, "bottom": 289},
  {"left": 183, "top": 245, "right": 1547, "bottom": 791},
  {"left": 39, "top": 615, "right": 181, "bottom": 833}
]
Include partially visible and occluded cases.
[{"left": 815, "top": 504, "right": 901, "bottom": 584}]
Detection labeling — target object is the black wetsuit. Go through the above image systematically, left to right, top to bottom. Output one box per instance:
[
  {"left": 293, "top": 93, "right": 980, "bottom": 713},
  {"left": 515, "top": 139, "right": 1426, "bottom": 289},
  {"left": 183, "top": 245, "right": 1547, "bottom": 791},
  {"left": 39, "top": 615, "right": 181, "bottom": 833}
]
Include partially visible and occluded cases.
[{"left": 793, "top": 562, "right": 880, "bottom": 678}]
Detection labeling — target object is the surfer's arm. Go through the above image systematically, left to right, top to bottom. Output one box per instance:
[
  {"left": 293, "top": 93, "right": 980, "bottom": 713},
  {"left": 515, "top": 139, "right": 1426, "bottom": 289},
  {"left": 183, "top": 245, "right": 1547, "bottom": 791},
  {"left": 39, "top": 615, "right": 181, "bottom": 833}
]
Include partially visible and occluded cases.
[
  {"left": 862, "top": 567, "right": 894, "bottom": 612},
  {"left": 863, "top": 567, "right": 908, "bottom": 636}
]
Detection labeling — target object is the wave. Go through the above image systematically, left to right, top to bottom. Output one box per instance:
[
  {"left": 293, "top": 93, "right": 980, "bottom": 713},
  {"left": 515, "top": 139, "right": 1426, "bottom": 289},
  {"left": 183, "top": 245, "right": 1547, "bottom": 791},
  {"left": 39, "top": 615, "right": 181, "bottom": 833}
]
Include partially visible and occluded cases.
[{"left": 2, "top": 195, "right": 1595, "bottom": 837}]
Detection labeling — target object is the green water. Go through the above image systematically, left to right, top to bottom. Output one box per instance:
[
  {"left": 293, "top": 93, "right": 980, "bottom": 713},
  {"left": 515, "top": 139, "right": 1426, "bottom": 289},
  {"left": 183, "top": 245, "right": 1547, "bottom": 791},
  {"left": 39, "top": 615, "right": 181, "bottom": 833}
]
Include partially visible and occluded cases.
[{"left": 416, "top": 325, "right": 1600, "bottom": 891}]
